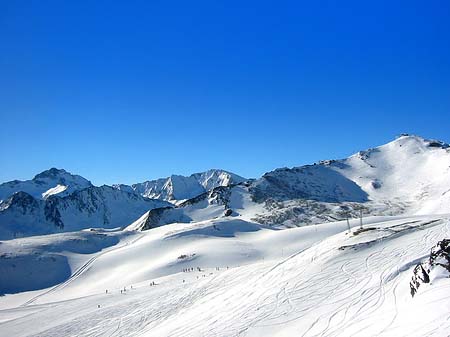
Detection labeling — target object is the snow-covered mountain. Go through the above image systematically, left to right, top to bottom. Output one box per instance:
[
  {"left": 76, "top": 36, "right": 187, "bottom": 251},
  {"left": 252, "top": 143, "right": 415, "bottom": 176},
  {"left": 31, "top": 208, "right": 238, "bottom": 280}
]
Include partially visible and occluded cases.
[
  {"left": 2, "top": 134, "right": 450, "bottom": 336},
  {"left": 244, "top": 134, "right": 450, "bottom": 225},
  {"left": 251, "top": 134, "right": 450, "bottom": 209},
  {"left": 1, "top": 135, "right": 449, "bottom": 238},
  {"left": 128, "top": 135, "right": 450, "bottom": 230},
  {"left": 0, "top": 168, "right": 92, "bottom": 202},
  {"left": 0, "top": 169, "right": 245, "bottom": 240},
  {"left": 114, "top": 169, "right": 246, "bottom": 202},
  {"left": 0, "top": 186, "right": 171, "bottom": 239}
]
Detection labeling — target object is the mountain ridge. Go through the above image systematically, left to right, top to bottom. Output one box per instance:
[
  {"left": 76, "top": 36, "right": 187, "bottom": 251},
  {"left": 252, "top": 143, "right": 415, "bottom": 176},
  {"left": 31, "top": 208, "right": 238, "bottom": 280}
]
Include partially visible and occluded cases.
[{"left": 1, "top": 134, "right": 450, "bottom": 239}]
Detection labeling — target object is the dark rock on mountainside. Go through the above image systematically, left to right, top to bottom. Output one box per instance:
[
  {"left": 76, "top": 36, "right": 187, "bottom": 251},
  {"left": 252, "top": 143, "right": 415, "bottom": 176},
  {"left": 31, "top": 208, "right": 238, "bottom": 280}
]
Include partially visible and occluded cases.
[
  {"left": 249, "top": 165, "right": 369, "bottom": 203},
  {"left": 140, "top": 207, "right": 175, "bottom": 231},
  {"left": 410, "top": 239, "right": 450, "bottom": 297}
]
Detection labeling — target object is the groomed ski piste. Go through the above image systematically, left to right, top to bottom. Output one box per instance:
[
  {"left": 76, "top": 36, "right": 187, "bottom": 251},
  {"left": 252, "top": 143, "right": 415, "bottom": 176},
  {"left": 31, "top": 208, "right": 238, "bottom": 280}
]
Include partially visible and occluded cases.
[{"left": 1, "top": 214, "right": 449, "bottom": 336}]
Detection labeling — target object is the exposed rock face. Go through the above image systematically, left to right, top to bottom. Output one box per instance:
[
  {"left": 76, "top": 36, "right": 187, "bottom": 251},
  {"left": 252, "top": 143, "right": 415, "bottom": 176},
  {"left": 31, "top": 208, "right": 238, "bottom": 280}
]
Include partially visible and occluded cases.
[
  {"left": 249, "top": 165, "right": 369, "bottom": 203},
  {"left": 1, "top": 192, "right": 40, "bottom": 214},
  {"left": 139, "top": 207, "right": 175, "bottom": 231},
  {"left": 410, "top": 239, "right": 450, "bottom": 297},
  {"left": 430, "top": 239, "right": 450, "bottom": 272},
  {"left": 410, "top": 264, "right": 430, "bottom": 297}
]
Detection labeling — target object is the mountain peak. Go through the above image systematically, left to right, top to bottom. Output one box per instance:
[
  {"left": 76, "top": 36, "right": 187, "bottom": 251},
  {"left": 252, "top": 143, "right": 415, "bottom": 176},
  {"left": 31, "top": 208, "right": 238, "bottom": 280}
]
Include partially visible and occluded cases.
[
  {"left": 392, "top": 134, "right": 449, "bottom": 149},
  {"left": 0, "top": 168, "right": 92, "bottom": 202},
  {"left": 33, "top": 168, "right": 69, "bottom": 180},
  {"left": 121, "top": 169, "right": 246, "bottom": 202}
]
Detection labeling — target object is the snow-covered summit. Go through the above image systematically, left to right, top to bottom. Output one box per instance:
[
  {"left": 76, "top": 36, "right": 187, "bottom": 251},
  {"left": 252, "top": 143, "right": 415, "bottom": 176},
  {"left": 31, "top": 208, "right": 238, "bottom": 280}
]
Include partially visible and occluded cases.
[
  {"left": 249, "top": 134, "right": 450, "bottom": 214},
  {"left": 339, "top": 134, "right": 450, "bottom": 213},
  {"left": 0, "top": 168, "right": 92, "bottom": 202},
  {"left": 119, "top": 169, "right": 246, "bottom": 202},
  {"left": 192, "top": 169, "right": 247, "bottom": 191}
]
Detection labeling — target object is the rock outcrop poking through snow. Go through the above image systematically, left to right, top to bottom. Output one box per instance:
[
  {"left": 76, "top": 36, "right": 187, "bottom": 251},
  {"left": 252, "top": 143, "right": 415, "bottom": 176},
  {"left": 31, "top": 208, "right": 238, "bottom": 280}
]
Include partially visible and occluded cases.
[
  {"left": 250, "top": 165, "right": 369, "bottom": 203},
  {"left": 410, "top": 239, "right": 450, "bottom": 297}
]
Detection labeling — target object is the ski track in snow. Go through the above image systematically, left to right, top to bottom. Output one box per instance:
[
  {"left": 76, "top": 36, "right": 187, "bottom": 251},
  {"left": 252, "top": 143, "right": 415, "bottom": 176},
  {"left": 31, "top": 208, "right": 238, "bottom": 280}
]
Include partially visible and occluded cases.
[
  {"left": 0, "top": 217, "right": 447, "bottom": 336},
  {"left": 21, "top": 232, "right": 144, "bottom": 307}
]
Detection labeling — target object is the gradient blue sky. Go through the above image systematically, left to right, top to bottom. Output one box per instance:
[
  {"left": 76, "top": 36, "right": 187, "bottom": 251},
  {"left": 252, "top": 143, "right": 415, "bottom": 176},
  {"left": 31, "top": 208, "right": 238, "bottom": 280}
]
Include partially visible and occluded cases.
[{"left": 1, "top": 0, "right": 449, "bottom": 185}]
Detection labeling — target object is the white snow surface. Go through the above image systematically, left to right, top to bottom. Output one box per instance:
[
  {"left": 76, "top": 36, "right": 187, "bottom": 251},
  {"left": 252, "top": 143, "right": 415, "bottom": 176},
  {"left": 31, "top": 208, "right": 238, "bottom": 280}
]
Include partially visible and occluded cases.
[
  {"left": 336, "top": 135, "right": 450, "bottom": 214},
  {"left": 41, "top": 184, "right": 68, "bottom": 199},
  {"left": 0, "top": 215, "right": 449, "bottom": 336}
]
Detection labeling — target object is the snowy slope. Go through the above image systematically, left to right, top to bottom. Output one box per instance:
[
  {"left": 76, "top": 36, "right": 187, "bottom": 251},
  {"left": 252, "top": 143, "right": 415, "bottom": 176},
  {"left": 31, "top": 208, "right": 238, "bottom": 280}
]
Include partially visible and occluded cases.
[
  {"left": 246, "top": 135, "right": 450, "bottom": 225},
  {"left": 337, "top": 135, "right": 450, "bottom": 214},
  {"left": 0, "top": 168, "right": 92, "bottom": 202},
  {"left": 0, "top": 215, "right": 448, "bottom": 336},
  {"left": 0, "top": 229, "right": 128, "bottom": 294}
]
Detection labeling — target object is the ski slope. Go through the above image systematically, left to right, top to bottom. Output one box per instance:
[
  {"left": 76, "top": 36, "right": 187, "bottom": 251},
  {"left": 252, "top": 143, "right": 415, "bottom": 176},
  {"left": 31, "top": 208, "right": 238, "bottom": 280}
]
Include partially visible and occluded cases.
[{"left": 1, "top": 215, "right": 449, "bottom": 336}]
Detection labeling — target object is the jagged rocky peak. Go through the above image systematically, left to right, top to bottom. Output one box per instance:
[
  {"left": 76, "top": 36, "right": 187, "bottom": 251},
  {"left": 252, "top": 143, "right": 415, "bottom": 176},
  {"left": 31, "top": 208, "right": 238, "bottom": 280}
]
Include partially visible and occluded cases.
[
  {"left": 32, "top": 167, "right": 92, "bottom": 187},
  {"left": 33, "top": 167, "right": 69, "bottom": 180},
  {"left": 0, "top": 168, "right": 92, "bottom": 201},
  {"left": 124, "top": 169, "right": 246, "bottom": 202},
  {"left": 191, "top": 169, "right": 247, "bottom": 190},
  {"left": 163, "top": 174, "right": 205, "bottom": 200},
  {"left": 111, "top": 183, "right": 135, "bottom": 194}
]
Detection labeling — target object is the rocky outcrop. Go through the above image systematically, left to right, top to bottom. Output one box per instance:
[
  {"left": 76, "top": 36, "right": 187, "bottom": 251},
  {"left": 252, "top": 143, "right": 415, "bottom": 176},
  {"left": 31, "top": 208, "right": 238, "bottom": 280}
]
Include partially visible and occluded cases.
[
  {"left": 249, "top": 165, "right": 369, "bottom": 203},
  {"left": 140, "top": 207, "right": 175, "bottom": 231},
  {"left": 410, "top": 239, "right": 450, "bottom": 297}
]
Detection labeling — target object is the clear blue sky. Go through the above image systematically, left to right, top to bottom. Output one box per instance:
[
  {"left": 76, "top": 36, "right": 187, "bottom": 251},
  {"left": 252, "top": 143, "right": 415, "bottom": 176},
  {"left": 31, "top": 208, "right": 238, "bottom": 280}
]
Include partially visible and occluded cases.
[{"left": 1, "top": 0, "right": 449, "bottom": 185}]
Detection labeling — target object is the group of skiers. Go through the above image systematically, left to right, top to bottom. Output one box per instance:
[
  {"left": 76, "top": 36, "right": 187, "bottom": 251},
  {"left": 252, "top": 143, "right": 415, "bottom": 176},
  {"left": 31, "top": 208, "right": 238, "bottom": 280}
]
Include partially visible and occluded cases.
[
  {"left": 98, "top": 266, "right": 233, "bottom": 308},
  {"left": 102, "top": 266, "right": 232, "bottom": 300},
  {"left": 182, "top": 266, "right": 228, "bottom": 273},
  {"left": 183, "top": 266, "right": 215, "bottom": 272}
]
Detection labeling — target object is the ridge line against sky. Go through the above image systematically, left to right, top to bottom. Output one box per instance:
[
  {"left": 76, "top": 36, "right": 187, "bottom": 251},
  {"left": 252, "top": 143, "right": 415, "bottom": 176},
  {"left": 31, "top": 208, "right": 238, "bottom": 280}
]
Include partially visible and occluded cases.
[
  {"left": 1, "top": 0, "right": 449, "bottom": 185},
  {"left": 1, "top": 133, "right": 447, "bottom": 186}
]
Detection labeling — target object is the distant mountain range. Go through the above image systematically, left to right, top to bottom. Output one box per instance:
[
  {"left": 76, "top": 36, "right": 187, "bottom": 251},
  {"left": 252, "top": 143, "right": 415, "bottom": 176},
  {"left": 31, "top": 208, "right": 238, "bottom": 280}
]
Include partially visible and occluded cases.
[
  {"left": 1, "top": 134, "right": 449, "bottom": 239},
  {"left": 112, "top": 169, "right": 246, "bottom": 201}
]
